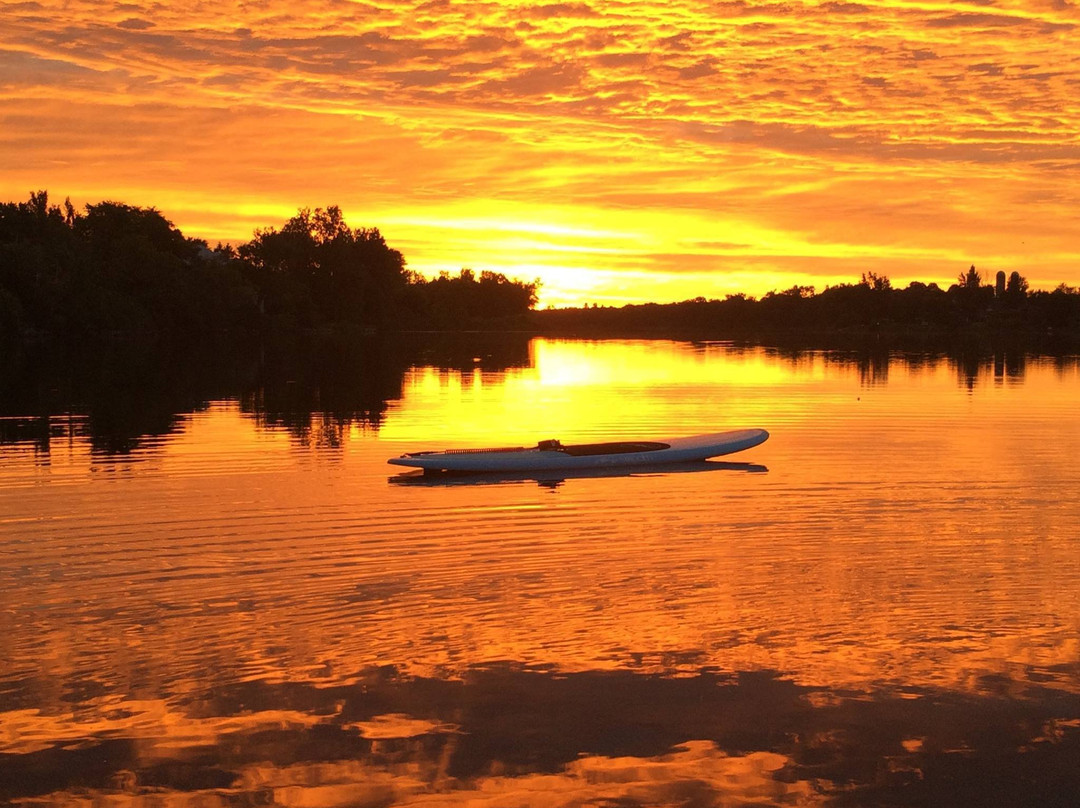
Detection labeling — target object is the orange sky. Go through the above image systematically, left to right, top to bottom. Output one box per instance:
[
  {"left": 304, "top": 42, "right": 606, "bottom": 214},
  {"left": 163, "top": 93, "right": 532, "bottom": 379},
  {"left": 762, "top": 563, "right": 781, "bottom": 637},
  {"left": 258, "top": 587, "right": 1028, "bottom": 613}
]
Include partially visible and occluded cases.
[{"left": 2, "top": 0, "right": 1079, "bottom": 306}]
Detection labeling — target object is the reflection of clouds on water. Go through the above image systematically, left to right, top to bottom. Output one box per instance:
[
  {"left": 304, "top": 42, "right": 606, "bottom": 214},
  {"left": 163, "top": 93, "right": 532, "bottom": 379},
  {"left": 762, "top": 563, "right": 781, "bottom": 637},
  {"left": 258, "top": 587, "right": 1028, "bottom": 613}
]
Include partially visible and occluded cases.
[
  {"left": 3, "top": 667, "right": 1080, "bottom": 805},
  {"left": 0, "top": 700, "right": 327, "bottom": 756},
  {"left": 228, "top": 743, "right": 814, "bottom": 808}
]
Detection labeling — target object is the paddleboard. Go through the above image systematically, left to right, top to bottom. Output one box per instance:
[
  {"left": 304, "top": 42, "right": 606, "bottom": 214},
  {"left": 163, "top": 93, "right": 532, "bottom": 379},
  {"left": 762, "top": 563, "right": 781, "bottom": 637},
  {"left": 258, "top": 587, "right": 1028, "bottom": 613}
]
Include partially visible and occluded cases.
[{"left": 387, "top": 428, "right": 768, "bottom": 473}]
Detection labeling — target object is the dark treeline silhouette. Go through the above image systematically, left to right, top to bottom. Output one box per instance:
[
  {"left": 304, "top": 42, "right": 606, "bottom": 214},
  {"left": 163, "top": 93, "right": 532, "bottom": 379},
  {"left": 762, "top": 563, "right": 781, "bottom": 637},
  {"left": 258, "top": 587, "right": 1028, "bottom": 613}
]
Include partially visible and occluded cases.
[
  {"left": 5, "top": 191, "right": 1080, "bottom": 347},
  {"left": 0, "top": 192, "right": 538, "bottom": 343},
  {"left": 0, "top": 192, "right": 256, "bottom": 341},
  {"left": 534, "top": 267, "right": 1080, "bottom": 345}
]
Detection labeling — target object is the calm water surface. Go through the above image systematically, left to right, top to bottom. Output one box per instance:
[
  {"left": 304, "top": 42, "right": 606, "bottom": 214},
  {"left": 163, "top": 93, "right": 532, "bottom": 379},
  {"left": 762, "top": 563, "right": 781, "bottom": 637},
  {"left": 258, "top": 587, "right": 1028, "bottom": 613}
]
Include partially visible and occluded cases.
[{"left": 2, "top": 338, "right": 1080, "bottom": 806}]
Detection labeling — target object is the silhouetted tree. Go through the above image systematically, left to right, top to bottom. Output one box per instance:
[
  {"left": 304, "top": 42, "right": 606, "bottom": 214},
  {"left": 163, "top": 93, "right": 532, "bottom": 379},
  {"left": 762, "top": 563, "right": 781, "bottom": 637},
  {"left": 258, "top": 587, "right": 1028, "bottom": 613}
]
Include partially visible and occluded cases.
[
  {"left": 0, "top": 191, "right": 79, "bottom": 335},
  {"left": 1, "top": 191, "right": 257, "bottom": 337},
  {"left": 238, "top": 206, "right": 408, "bottom": 328},
  {"left": 947, "top": 264, "right": 994, "bottom": 322},
  {"left": 958, "top": 265, "right": 982, "bottom": 290},
  {"left": 408, "top": 268, "right": 538, "bottom": 327},
  {"left": 861, "top": 271, "right": 892, "bottom": 291}
]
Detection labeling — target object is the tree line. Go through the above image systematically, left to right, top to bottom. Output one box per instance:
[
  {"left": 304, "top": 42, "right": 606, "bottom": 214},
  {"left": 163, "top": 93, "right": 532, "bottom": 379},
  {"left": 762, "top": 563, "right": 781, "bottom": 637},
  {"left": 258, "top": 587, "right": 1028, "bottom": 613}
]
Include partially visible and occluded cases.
[
  {"left": 0, "top": 191, "right": 539, "bottom": 342},
  {"left": 4, "top": 191, "right": 1079, "bottom": 345},
  {"left": 534, "top": 267, "right": 1080, "bottom": 340}
]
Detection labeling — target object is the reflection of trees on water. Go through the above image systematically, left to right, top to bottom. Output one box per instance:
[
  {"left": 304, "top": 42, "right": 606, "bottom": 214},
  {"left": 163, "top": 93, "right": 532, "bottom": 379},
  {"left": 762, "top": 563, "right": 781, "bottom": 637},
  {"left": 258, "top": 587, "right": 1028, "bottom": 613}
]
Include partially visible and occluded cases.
[
  {"left": 0, "top": 333, "right": 534, "bottom": 456},
  {"left": 238, "top": 333, "right": 534, "bottom": 450},
  {"left": 238, "top": 334, "right": 404, "bottom": 450},
  {"left": 1, "top": 336, "right": 1077, "bottom": 455},
  {"left": 0, "top": 337, "right": 245, "bottom": 455},
  {"left": 767, "top": 342, "right": 1077, "bottom": 390},
  {"left": 767, "top": 345, "right": 895, "bottom": 387},
  {"left": 956, "top": 350, "right": 1030, "bottom": 391},
  {"left": 857, "top": 352, "right": 890, "bottom": 387},
  {"left": 0, "top": 415, "right": 56, "bottom": 455}
]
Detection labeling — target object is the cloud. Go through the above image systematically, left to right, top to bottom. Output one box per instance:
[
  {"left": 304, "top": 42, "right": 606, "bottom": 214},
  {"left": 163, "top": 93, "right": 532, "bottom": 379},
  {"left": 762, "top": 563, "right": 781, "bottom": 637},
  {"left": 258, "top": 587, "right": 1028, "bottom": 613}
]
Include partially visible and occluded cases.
[
  {"left": 3, "top": 0, "right": 1080, "bottom": 301},
  {"left": 821, "top": 2, "right": 871, "bottom": 14},
  {"left": 526, "top": 3, "right": 602, "bottom": 20},
  {"left": 924, "top": 12, "right": 1030, "bottom": 28},
  {"left": 116, "top": 17, "right": 154, "bottom": 30},
  {"left": 594, "top": 52, "right": 650, "bottom": 69},
  {"left": 676, "top": 59, "right": 718, "bottom": 80},
  {"left": 479, "top": 62, "right": 587, "bottom": 96}
]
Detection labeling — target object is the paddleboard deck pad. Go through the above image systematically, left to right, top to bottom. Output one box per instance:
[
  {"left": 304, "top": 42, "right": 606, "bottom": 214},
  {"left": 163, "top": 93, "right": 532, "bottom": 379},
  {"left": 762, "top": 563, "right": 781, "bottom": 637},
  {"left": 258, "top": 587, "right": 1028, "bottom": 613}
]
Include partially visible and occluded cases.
[{"left": 388, "top": 429, "right": 768, "bottom": 473}]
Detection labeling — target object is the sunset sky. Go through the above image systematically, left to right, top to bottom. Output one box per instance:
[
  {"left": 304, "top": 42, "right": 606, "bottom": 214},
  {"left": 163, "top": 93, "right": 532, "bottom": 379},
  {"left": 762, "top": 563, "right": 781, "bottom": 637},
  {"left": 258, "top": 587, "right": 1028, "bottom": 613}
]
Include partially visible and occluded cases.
[{"left": 2, "top": 0, "right": 1079, "bottom": 306}]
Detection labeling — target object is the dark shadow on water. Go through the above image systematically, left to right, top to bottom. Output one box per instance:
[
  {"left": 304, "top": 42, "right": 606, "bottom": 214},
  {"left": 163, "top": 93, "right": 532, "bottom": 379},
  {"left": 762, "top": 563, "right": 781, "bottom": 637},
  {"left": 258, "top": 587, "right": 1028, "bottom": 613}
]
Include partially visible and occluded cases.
[
  {"left": 0, "top": 332, "right": 533, "bottom": 455},
  {"left": 389, "top": 459, "right": 769, "bottom": 489},
  {"left": 2, "top": 664, "right": 1079, "bottom": 805}
]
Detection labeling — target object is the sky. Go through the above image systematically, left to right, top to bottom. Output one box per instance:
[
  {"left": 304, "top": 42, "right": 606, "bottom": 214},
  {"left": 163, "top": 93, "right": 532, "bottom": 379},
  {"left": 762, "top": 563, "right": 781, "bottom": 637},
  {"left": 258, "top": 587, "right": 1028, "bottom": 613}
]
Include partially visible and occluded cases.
[{"left": 2, "top": 0, "right": 1079, "bottom": 307}]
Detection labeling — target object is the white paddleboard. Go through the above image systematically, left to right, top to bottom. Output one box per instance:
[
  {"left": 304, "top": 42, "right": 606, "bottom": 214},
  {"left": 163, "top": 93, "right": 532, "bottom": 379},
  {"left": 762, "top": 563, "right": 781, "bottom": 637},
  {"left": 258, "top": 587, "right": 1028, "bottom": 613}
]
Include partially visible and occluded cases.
[{"left": 387, "top": 429, "right": 769, "bottom": 473}]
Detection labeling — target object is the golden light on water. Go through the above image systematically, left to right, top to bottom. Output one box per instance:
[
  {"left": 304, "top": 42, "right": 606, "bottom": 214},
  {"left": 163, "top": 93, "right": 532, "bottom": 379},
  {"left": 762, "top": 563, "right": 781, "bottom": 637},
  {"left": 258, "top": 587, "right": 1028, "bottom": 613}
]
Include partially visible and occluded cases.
[
  {"left": 3, "top": 1, "right": 1080, "bottom": 304},
  {"left": 380, "top": 340, "right": 796, "bottom": 443},
  {"left": 4, "top": 341, "right": 1080, "bottom": 803},
  {"left": 5, "top": 342, "right": 1080, "bottom": 696}
]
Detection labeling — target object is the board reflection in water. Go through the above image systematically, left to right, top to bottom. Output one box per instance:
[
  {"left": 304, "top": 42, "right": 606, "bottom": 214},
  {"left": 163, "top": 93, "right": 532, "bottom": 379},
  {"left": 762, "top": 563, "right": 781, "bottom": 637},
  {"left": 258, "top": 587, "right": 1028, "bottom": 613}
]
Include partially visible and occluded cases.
[
  {"left": 2, "top": 338, "right": 1080, "bottom": 806},
  {"left": 388, "top": 458, "right": 769, "bottom": 489}
]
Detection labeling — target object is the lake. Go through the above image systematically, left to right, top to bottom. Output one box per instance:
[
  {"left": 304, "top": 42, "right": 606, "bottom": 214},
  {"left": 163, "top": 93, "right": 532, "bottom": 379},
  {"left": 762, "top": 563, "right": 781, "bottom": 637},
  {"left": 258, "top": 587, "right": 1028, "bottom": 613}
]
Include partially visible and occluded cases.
[{"left": 2, "top": 337, "right": 1080, "bottom": 806}]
